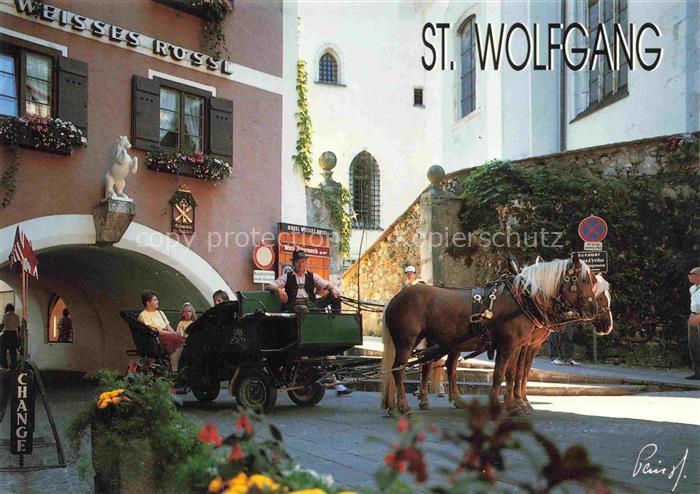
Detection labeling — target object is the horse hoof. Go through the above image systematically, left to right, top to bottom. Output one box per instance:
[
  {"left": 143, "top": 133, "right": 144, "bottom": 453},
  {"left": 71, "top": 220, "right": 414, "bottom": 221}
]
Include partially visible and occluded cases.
[
  {"left": 451, "top": 398, "right": 469, "bottom": 409},
  {"left": 419, "top": 401, "right": 430, "bottom": 410},
  {"left": 506, "top": 405, "right": 525, "bottom": 416},
  {"left": 387, "top": 408, "right": 401, "bottom": 418}
]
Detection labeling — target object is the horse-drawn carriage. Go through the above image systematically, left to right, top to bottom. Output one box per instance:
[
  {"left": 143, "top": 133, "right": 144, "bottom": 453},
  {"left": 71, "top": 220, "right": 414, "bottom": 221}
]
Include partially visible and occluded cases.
[
  {"left": 122, "top": 254, "right": 613, "bottom": 416},
  {"left": 121, "top": 291, "right": 373, "bottom": 412}
]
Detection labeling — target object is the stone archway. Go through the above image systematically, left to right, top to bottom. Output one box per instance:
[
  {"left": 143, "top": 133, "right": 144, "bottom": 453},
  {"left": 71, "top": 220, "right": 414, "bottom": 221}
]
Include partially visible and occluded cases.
[{"left": 0, "top": 215, "right": 232, "bottom": 371}]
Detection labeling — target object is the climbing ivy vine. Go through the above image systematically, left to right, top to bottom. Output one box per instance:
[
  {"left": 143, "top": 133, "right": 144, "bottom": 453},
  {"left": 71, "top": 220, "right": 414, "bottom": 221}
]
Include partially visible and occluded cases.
[
  {"left": 292, "top": 60, "right": 313, "bottom": 182},
  {"left": 322, "top": 185, "right": 353, "bottom": 257}
]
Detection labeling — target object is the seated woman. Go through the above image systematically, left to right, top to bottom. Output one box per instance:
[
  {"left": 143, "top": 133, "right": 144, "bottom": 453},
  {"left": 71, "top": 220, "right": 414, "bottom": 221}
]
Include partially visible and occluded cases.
[{"left": 138, "top": 290, "right": 186, "bottom": 366}]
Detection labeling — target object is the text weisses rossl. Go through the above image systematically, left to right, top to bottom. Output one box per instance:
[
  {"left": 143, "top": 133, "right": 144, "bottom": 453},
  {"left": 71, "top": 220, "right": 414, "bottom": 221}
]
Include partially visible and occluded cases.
[{"left": 13, "top": 0, "right": 234, "bottom": 75}]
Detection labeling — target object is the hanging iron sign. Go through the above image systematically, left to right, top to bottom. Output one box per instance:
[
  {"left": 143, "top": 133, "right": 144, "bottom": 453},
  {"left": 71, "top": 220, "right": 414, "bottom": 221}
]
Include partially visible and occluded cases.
[{"left": 170, "top": 185, "right": 196, "bottom": 235}]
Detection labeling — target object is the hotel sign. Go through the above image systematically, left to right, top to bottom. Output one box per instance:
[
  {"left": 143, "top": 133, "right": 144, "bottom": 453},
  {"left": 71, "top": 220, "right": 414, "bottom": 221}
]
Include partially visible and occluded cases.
[{"left": 13, "top": 0, "right": 234, "bottom": 75}]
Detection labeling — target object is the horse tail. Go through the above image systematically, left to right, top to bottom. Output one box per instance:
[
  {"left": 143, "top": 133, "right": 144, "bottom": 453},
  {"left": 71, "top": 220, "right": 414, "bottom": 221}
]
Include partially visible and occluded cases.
[{"left": 380, "top": 303, "right": 396, "bottom": 410}]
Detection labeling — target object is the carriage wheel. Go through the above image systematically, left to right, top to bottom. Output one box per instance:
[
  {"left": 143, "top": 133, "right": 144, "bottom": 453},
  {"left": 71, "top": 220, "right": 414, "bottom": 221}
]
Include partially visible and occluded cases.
[
  {"left": 234, "top": 369, "right": 277, "bottom": 412},
  {"left": 192, "top": 380, "right": 220, "bottom": 403},
  {"left": 287, "top": 383, "right": 325, "bottom": 407}
]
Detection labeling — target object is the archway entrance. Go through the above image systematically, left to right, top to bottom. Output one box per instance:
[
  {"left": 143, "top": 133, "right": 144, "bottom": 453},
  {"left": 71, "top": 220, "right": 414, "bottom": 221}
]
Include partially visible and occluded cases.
[
  {"left": 0, "top": 215, "right": 228, "bottom": 372},
  {"left": 0, "top": 245, "right": 209, "bottom": 372}
]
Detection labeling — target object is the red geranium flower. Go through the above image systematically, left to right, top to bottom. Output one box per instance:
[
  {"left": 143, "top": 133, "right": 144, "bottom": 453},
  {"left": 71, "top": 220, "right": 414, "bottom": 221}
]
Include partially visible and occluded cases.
[
  {"left": 236, "top": 413, "right": 253, "bottom": 437},
  {"left": 397, "top": 418, "right": 409, "bottom": 433},
  {"left": 198, "top": 423, "right": 222, "bottom": 447},
  {"left": 229, "top": 442, "right": 244, "bottom": 462}
]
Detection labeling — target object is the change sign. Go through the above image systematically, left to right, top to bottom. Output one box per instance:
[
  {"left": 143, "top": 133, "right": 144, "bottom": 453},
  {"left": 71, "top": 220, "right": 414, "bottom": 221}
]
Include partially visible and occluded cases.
[
  {"left": 575, "top": 251, "right": 608, "bottom": 274},
  {"left": 10, "top": 367, "right": 36, "bottom": 454}
]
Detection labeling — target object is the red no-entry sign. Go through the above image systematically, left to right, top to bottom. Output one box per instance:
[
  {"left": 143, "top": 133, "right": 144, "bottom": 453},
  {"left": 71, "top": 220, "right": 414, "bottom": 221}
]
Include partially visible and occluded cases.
[{"left": 578, "top": 216, "right": 608, "bottom": 243}]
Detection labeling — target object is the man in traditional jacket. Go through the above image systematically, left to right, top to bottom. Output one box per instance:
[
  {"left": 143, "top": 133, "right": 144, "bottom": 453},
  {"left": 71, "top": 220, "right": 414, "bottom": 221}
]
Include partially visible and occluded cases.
[{"left": 267, "top": 250, "right": 341, "bottom": 312}]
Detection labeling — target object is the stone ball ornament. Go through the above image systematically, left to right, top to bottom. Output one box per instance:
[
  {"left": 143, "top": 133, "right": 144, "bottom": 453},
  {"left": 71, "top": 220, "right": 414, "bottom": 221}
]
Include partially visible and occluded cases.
[
  {"left": 319, "top": 151, "right": 337, "bottom": 171},
  {"left": 427, "top": 164, "right": 445, "bottom": 185}
]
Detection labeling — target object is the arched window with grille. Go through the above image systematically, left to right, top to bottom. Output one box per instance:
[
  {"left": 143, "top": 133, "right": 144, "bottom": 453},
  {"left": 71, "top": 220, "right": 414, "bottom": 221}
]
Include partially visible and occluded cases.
[
  {"left": 318, "top": 52, "right": 339, "bottom": 84},
  {"left": 349, "top": 151, "right": 380, "bottom": 230}
]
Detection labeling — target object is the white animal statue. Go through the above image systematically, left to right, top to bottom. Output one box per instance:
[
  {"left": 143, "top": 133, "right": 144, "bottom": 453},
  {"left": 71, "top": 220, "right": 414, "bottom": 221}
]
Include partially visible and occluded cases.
[{"left": 105, "top": 135, "right": 138, "bottom": 202}]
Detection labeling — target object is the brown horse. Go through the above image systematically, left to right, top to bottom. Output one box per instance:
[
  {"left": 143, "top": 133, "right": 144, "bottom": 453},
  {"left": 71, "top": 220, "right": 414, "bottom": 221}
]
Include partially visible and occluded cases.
[
  {"left": 381, "top": 254, "right": 598, "bottom": 415},
  {"left": 508, "top": 273, "right": 613, "bottom": 414}
]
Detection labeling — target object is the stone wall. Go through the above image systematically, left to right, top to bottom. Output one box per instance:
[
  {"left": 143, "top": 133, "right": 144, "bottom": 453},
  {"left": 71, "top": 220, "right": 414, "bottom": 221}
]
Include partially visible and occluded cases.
[
  {"left": 342, "top": 132, "right": 699, "bottom": 335},
  {"left": 446, "top": 133, "right": 698, "bottom": 189},
  {"left": 342, "top": 202, "right": 421, "bottom": 335}
]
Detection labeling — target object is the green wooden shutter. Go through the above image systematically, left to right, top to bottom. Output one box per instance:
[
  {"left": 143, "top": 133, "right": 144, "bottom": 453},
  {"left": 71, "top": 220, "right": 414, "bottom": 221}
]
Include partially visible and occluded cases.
[
  {"left": 57, "top": 57, "right": 88, "bottom": 138},
  {"left": 131, "top": 76, "right": 160, "bottom": 150},
  {"left": 208, "top": 96, "right": 233, "bottom": 158}
]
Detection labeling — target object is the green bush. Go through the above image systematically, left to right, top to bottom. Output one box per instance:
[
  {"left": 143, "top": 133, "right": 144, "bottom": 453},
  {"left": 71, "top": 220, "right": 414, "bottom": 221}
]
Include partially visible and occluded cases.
[{"left": 452, "top": 139, "right": 699, "bottom": 367}]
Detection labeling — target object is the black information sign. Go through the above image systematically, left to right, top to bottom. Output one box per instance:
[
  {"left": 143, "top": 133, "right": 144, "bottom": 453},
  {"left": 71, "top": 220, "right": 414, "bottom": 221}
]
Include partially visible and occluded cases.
[
  {"left": 575, "top": 251, "right": 608, "bottom": 274},
  {"left": 10, "top": 367, "right": 36, "bottom": 455}
]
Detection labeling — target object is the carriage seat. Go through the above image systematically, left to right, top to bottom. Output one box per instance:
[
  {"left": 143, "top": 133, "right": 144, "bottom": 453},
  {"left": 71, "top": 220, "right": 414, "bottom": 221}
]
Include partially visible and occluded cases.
[
  {"left": 237, "top": 291, "right": 282, "bottom": 316},
  {"left": 119, "top": 309, "right": 168, "bottom": 360}
]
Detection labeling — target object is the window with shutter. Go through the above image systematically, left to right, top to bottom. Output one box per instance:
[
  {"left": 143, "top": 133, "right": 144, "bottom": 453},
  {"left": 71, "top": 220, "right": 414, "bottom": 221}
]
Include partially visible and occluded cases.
[
  {"left": 1, "top": 40, "right": 89, "bottom": 144},
  {"left": 0, "top": 43, "right": 60, "bottom": 119},
  {"left": 57, "top": 56, "right": 88, "bottom": 137},
  {"left": 132, "top": 75, "right": 233, "bottom": 160},
  {"left": 132, "top": 76, "right": 161, "bottom": 150},
  {"left": 208, "top": 96, "right": 233, "bottom": 158}
]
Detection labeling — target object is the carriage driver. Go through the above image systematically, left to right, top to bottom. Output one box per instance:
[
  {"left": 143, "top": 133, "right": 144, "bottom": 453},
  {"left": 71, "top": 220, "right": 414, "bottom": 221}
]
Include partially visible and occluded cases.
[{"left": 267, "top": 250, "right": 342, "bottom": 312}]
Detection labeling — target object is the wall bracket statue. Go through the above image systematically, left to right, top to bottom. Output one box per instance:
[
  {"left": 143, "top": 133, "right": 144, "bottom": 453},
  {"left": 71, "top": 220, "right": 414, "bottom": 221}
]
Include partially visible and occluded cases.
[{"left": 105, "top": 135, "right": 138, "bottom": 202}]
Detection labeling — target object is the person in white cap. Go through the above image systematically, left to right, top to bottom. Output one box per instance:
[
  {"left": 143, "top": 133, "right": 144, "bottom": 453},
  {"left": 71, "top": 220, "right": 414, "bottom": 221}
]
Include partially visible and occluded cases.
[
  {"left": 403, "top": 265, "right": 424, "bottom": 288},
  {"left": 686, "top": 266, "right": 700, "bottom": 380}
]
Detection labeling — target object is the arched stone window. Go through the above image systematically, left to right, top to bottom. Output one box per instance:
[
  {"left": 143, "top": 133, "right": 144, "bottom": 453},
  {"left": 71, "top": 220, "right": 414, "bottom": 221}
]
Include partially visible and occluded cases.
[
  {"left": 318, "top": 52, "right": 339, "bottom": 84},
  {"left": 349, "top": 151, "right": 380, "bottom": 229},
  {"left": 48, "top": 294, "right": 73, "bottom": 343}
]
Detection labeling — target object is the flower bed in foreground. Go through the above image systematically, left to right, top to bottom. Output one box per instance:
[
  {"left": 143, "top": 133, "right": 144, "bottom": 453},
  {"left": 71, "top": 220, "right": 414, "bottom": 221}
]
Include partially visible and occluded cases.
[{"left": 68, "top": 368, "right": 610, "bottom": 493}]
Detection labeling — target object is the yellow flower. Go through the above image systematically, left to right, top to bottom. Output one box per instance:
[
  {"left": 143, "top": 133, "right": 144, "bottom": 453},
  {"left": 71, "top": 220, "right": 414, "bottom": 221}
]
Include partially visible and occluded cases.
[
  {"left": 97, "top": 401, "right": 108, "bottom": 409},
  {"left": 229, "top": 472, "right": 248, "bottom": 486},
  {"left": 248, "top": 474, "right": 280, "bottom": 490},
  {"left": 208, "top": 476, "right": 223, "bottom": 492},
  {"left": 222, "top": 486, "right": 247, "bottom": 494},
  {"left": 290, "top": 490, "right": 326, "bottom": 494}
]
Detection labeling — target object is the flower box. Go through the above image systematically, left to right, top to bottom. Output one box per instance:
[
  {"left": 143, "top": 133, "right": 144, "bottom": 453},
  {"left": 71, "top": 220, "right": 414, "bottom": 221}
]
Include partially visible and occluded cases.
[
  {"left": 154, "top": 0, "right": 234, "bottom": 20},
  {"left": 0, "top": 116, "right": 86, "bottom": 155},
  {"left": 146, "top": 146, "right": 232, "bottom": 182}
]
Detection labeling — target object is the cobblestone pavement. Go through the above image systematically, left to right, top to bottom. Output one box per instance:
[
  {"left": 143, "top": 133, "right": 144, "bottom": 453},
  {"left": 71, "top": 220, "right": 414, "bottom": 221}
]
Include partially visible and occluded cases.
[{"left": 1, "top": 387, "right": 699, "bottom": 493}]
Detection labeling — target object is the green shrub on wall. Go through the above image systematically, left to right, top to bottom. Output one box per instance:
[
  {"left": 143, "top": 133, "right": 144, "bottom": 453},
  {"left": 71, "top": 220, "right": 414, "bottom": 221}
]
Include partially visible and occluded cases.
[
  {"left": 293, "top": 60, "right": 314, "bottom": 182},
  {"left": 452, "top": 138, "right": 699, "bottom": 366}
]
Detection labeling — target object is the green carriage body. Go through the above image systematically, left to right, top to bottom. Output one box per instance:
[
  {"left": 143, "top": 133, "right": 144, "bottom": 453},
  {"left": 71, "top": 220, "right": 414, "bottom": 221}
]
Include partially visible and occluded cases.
[
  {"left": 125, "top": 290, "right": 366, "bottom": 411},
  {"left": 236, "top": 291, "right": 363, "bottom": 352}
]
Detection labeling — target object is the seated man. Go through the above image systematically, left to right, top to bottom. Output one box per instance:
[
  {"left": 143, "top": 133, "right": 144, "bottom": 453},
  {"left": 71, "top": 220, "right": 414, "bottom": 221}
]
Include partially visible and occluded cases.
[
  {"left": 267, "top": 250, "right": 341, "bottom": 312},
  {"left": 267, "top": 250, "right": 351, "bottom": 396},
  {"left": 137, "top": 290, "right": 186, "bottom": 366}
]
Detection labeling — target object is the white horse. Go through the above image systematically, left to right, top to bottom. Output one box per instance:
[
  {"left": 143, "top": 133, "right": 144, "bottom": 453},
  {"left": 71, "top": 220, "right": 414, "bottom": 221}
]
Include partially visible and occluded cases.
[{"left": 105, "top": 135, "right": 138, "bottom": 201}]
